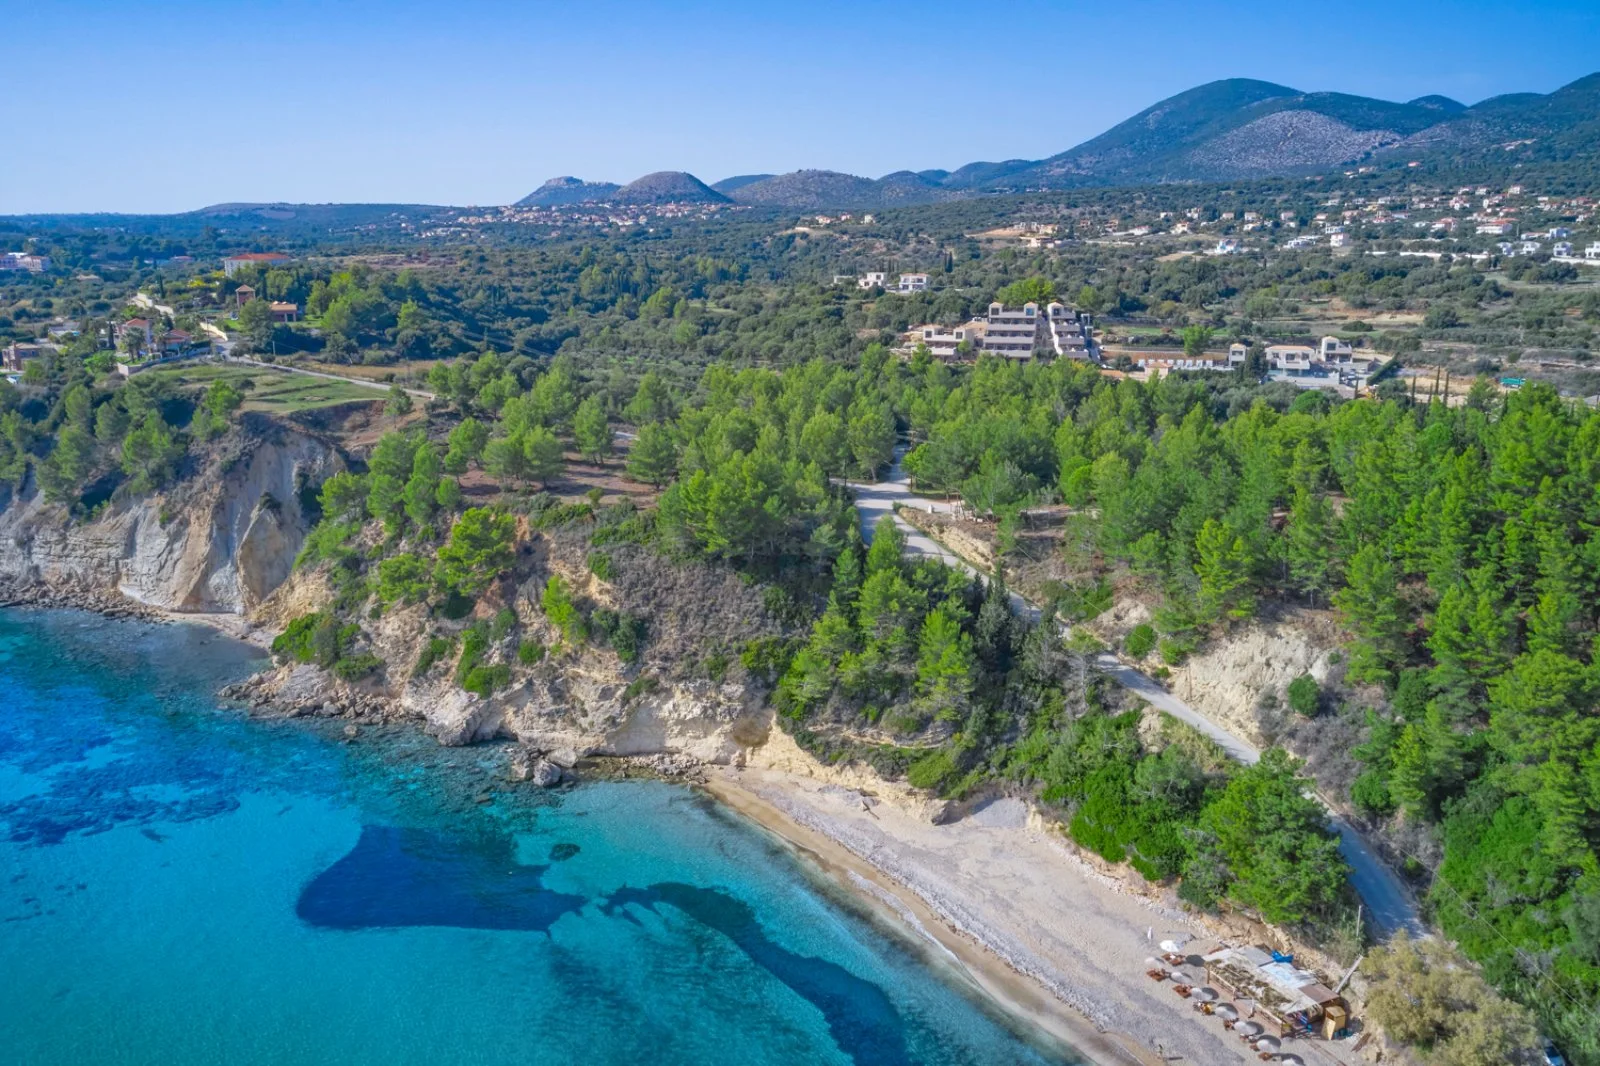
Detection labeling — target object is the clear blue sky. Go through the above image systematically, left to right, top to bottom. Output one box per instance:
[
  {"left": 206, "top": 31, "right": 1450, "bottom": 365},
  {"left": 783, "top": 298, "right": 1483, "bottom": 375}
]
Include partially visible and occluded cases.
[{"left": 2, "top": 0, "right": 1597, "bottom": 214}]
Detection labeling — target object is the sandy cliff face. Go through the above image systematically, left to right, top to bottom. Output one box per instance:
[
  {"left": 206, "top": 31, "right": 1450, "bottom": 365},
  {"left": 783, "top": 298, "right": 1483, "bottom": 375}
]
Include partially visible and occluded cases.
[
  {"left": 0, "top": 416, "right": 342, "bottom": 615},
  {"left": 1159, "top": 608, "right": 1343, "bottom": 747}
]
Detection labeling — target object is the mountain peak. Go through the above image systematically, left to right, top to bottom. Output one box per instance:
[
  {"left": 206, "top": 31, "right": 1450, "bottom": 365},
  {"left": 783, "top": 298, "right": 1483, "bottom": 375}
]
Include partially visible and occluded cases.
[
  {"left": 506, "top": 71, "right": 1600, "bottom": 211},
  {"left": 1408, "top": 94, "right": 1466, "bottom": 112},
  {"left": 612, "top": 171, "right": 729, "bottom": 205},
  {"left": 514, "top": 177, "right": 620, "bottom": 207}
]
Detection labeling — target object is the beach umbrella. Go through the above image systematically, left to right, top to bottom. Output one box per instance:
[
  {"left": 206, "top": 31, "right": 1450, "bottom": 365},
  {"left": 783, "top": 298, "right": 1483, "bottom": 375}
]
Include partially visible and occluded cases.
[
  {"left": 1159, "top": 937, "right": 1188, "bottom": 954},
  {"left": 1144, "top": 957, "right": 1164, "bottom": 969},
  {"left": 1169, "top": 971, "right": 1193, "bottom": 985},
  {"left": 1191, "top": 987, "right": 1218, "bottom": 1002},
  {"left": 1213, "top": 1004, "right": 1239, "bottom": 1021},
  {"left": 1236, "top": 1021, "right": 1263, "bottom": 1038},
  {"left": 1254, "top": 1035, "right": 1282, "bottom": 1054},
  {"left": 1279, "top": 1055, "right": 1304, "bottom": 1066}
]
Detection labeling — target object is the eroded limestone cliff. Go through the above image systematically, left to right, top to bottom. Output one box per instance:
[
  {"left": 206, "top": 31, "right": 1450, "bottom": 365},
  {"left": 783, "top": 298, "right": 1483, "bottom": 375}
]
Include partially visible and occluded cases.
[
  {"left": 0, "top": 414, "right": 342, "bottom": 615},
  {"left": 230, "top": 530, "right": 786, "bottom": 768}
]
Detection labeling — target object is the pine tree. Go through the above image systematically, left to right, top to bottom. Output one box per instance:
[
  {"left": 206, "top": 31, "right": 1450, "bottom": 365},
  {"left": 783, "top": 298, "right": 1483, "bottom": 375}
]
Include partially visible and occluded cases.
[
  {"left": 624, "top": 370, "right": 674, "bottom": 424},
  {"left": 573, "top": 395, "right": 611, "bottom": 465},
  {"left": 443, "top": 417, "right": 488, "bottom": 474},
  {"left": 625, "top": 422, "right": 677, "bottom": 487},
  {"left": 522, "top": 426, "right": 565, "bottom": 488},
  {"left": 482, "top": 435, "right": 529, "bottom": 483},
  {"left": 1284, "top": 488, "right": 1336, "bottom": 605},
  {"left": 865, "top": 515, "right": 905, "bottom": 575},
  {"left": 1194, "top": 518, "right": 1254, "bottom": 622},
  {"left": 1333, "top": 544, "right": 1406, "bottom": 684},
  {"left": 973, "top": 575, "right": 1015, "bottom": 672},
  {"left": 915, "top": 605, "right": 976, "bottom": 722}
]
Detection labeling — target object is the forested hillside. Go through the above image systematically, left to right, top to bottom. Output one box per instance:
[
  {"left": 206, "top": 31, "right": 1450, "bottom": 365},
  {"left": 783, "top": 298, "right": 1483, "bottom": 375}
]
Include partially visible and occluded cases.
[{"left": 4, "top": 166, "right": 1599, "bottom": 1062}]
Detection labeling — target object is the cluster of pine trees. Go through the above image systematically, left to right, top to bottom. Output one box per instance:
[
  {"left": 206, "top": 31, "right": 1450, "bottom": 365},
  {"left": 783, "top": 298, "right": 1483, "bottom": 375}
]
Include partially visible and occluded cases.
[
  {"left": 16, "top": 323, "right": 1595, "bottom": 1054},
  {"left": 0, "top": 352, "right": 240, "bottom": 510},
  {"left": 880, "top": 357, "right": 1600, "bottom": 1053}
]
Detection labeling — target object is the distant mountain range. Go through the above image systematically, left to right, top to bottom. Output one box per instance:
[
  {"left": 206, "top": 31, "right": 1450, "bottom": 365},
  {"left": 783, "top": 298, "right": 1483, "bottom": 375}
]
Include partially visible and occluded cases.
[{"left": 515, "top": 73, "right": 1600, "bottom": 209}]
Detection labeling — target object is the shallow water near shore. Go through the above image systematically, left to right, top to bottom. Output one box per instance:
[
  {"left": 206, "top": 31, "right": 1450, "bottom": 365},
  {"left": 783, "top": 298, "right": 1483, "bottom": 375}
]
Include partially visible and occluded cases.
[{"left": 0, "top": 608, "right": 1076, "bottom": 1066}]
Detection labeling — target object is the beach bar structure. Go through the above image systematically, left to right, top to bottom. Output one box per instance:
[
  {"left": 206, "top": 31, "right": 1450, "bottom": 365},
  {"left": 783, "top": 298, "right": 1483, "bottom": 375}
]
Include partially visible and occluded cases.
[{"left": 1201, "top": 946, "right": 1349, "bottom": 1039}]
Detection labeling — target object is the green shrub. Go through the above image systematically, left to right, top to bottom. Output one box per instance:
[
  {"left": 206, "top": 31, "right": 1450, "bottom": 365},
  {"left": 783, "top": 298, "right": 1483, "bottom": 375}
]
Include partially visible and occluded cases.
[
  {"left": 528, "top": 500, "right": 593, "bottom": 530},
  {"left": 589, "top": 506, "right": 654, "bottom": 547},
  {"left": 295, "top": 519, "right": 360, "bottom": 569},
  {"left": 586, "top": 551, "right": 614, "bottom": 581},
  {"left": 376, "top": 552, "right": 432, "bottom": 606},
  {"left": 540, "top": 574, "right": 586, "bottom": 643},
  {"left": 1057, "top": 579, "right": 1114, "bottom": 622},
  {"left": 761, "top": 585, "right": 807, "bottom": 627},
  {"left": 490, "top": 607, "right": 518, "bottom": 641},
  {"left": 590, "top": 608, "right": 647, "bottom": 663},
  {"left": 272, "top": 613, "right": 359, "bottom": 669},
  {"left": 272, "top": 613, "right": 326, "bottom": 663},
  {"left": 455, "top": 621, "right": 491, "bottom": 686},
  {"left": 1124, "top": 623, "right": 1157, "bottom": 659},
  {"left": 414, "top": 636, "right": 456, "bottom": 677},
  {"left": 741, "top": 636, "right": 798, "bottom": 682},
  {"left": 1158, "top": 636, "right": 1195, "bottom": 666},
  {"left": 517, "top": 640, "right": 547, "bottom": 666},
  {"left": 700, "top": 651, "right": 730, "bottom": 682},
  {"left": 332, "top": 653, "right": 383, "bottom": 681},
  {"left": 462, "top": 663, "right": 512, "bottom": 697},
  {"left": 1287, "top": 673, "right": 1320, "bottom": 717},
  {"left": 622, "top": 675, "right": 658, "bottom": 704},
  {"left": 906, "top": 748, "right": 957, "bottom": 791},
  {"left": 1067, "top": 763, "right": 1135, "bottom": 863},
  {"left": 1350, "top": 768, "right": 1395, "bottom": 817},
  {"left": 1068, "top": 809, "right": 1126, "bottom": 863},
  {"left": 1128, "top": 853, "right": 1164, "bottom": 881},
  {"left": 1177, "top": 862, "right": 1225, "bottom": 911}
]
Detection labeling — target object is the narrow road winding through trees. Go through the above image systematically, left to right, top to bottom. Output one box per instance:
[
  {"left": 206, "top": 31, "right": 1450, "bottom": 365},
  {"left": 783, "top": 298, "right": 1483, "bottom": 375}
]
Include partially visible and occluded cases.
[{"left": 847, "top": 449, "right": 1424, "bottom": 937}]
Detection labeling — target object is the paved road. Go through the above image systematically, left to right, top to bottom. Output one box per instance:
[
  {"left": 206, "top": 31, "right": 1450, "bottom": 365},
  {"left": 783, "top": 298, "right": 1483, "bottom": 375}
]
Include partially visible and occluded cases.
[{"left": 847, "top": 449, "right": 1423, "bottom": 937}]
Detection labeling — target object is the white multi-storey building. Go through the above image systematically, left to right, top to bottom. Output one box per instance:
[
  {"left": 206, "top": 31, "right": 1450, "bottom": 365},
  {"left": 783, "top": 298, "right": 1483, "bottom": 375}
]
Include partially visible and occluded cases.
[
  {"left": 911, "top": 301, "right": 1096, "bottom": 363},
  {"left": 979, "top": 302, "right": 1044, "bottom": 359},
  {"left": 1046, "top": 302, "right": 1095, "bottom": 360}
]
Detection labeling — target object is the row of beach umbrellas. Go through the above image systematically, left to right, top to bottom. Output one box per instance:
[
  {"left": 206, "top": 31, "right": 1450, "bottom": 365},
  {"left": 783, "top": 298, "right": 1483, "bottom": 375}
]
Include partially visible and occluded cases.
[{"left": 1143, "top": 957, "right": 1300, "bottom": 1061}]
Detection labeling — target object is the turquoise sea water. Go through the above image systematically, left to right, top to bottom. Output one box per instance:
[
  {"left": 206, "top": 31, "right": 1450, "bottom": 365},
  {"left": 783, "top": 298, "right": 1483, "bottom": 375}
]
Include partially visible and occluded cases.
[{"left": 0, "top": 609, "right": 1072, "bottom": 1066}]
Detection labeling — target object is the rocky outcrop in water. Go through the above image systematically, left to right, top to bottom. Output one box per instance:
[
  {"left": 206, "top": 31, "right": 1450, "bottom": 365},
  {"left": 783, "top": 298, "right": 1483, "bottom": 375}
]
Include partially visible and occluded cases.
[{"left": 508, "top": 747, "right": 564, "bottom": 787}]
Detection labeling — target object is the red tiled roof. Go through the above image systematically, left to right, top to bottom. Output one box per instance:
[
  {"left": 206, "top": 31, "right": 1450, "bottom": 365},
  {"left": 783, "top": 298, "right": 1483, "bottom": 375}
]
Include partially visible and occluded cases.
[{"left": 226, "top": 252, "right": 290, "bottom": 262}]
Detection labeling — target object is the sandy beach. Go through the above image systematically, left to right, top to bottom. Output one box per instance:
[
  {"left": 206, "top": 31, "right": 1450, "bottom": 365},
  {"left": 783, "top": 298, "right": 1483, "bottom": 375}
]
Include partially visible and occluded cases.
[{"left": 708, "top": 737, "right": 1298, "bottom": 1066}]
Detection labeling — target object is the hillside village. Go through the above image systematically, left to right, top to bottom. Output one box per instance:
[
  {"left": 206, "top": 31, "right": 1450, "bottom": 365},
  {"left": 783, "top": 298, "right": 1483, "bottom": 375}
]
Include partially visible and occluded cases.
[{"left": 5, "top": 169, "right": 1598, "bottom": 409}]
